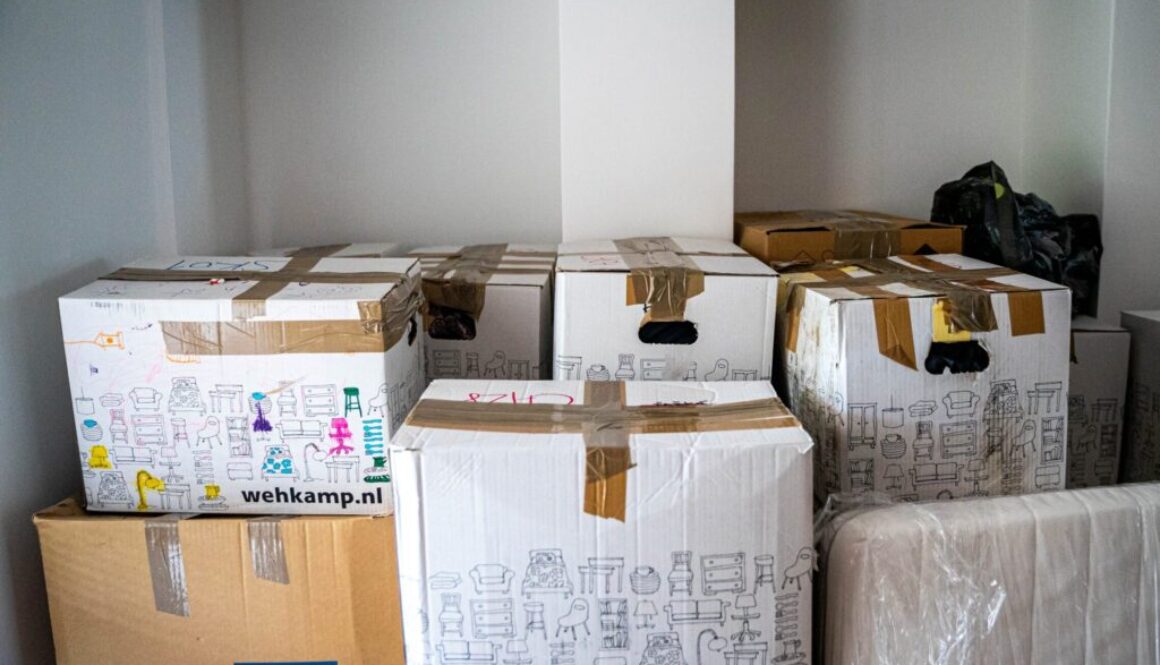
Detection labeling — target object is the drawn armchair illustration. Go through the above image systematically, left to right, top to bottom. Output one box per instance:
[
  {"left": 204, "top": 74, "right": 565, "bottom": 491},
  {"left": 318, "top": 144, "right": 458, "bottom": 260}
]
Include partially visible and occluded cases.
[
  {"left": 129, "top": 387, "right": 163, "bottom": 411},
  {"left": 943, "top": 391, "right": 980, "bottom": 418},
  {"left": 470, "top": 564, "right": 515, "bottom": 594},
  {"left": 437, "top": 640, "right": 497, "bottom": 664}
]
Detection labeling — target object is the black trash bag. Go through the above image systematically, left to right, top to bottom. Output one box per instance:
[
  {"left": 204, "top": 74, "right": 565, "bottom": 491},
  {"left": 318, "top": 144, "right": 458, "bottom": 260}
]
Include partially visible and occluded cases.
[{"left": 931, "top": 161, "right": 1102, "bottom": 316}]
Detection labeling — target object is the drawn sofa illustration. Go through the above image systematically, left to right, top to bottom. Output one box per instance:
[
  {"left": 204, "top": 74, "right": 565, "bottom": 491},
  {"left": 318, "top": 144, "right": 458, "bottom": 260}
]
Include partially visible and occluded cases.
[
  {"left": 909, "top": 462, "right": 961, "bottom": 486},
  {"left": 470, "top": 564, "right": 514, "bottom": 594},
  {"left": 663, "top": 599, "right": 730, "bottom": 628},
  {"left": 437, "top": 640, "right": 497, "bottom": 664}
]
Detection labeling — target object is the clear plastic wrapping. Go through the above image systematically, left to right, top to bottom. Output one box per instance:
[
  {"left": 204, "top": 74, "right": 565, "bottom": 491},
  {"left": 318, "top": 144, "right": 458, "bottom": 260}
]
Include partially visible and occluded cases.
[{"left": 816, "top": 484, "right": 1160, "bottom": 664}]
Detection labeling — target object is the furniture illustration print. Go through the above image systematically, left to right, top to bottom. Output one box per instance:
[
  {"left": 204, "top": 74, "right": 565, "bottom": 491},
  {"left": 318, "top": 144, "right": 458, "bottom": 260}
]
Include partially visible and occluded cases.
[
  {"left": 615, "top": 354, "right": 636, "bottom": 380},
  {"left": 556, "top": 356, "right": 583, "bottom": 380},
  {"left": 640, "top": 358, "right": 667, "bottom": 381},
  {"left": 508, "top": 359, "right": 531, "bottom": 381},
  {"left": 167, "top": 377, "right": 206, "bottom": 414},
  {"left": 1027, "top": 381, "right": 1064, "bottom": 415},
  {"left": 209, "top": 384, "right": 243, "bottom": 413},
  {"left": 301, "top": 384, "right": 338, "bottom": 417},
  {"left": 129, "top": 387, "right": 162, "bottom": 411},
  {"left": 343, "top": 387, "right": 362, "bottom": 417},
  {"left": 943, "top": 391, "right": 980, "bottom": 418},
  {"left": 1093, "top": 398, "right": 1119, "bottom": 422},
  {"left": 847, "top": 403, "right": 877, "bottom": 449},
  {"left": 132, "top": 414, "right": 166, "bottom": 446},
  {"left": 1041, "top": 417, "right": 1065, "bottom": 463},
  {"left": 913, "top": 421, "right": 935, "bottom": 460},
  {"left": 939, "top": 421, "right": 978, "bottom": 458},
  {"left": 848, "top": 459, "right": 874, "bottom": 492},
  {"left": 910, "top": 462, "right": 961, "bottom": 488},
  {"left": 1036, "top": 465, "right": 1063, "bottom": 489},
  {"left": 780, "top": 548, "right": 816, "bottom": 592},
  {"left": 521, "top": 549, "right": 573, "bottom": 598},
  {"left": 668, "top": 551, "right": 693, "bottom": 595},
  {"left": 700, "top": 553, "right": 745, "bottom": 596},
  {"left": 754, "top": 555, "right": 775, "bottom": 592},
  {"left": 579, "top": 557, "right": 624, "bottom": 595},
  {"left": 471, "top": 564, "right": 515, "bottom": 594},
  {"left": 630, "top": 566, "right": 661, "bottom": 594},
  {"left": 440, "top": 593, "right": 465, "bottom": 637},
  {"left": 730, "top": 594, "right": 761, "bottom": 642},
  {"left": 471, "top": 597, "right": 515, "bottom": 639},
  {"left": 597, "top": 598, "right": 629, "bottom": 650},
  {"left": 555, "top": 599, "right": 589, "bottom": 640},
  {"left": 663, "top": 599, "right": 729, "bottom": 628},
  {"left": 524, "top": 602, "right": 546, "bottom": 639},
  {"left": 640, "top": 633, "right": 686, "bottom": 665},
  {"left": 437, "top": 640, "right": 496, "bottom": 664},
  {"left": 549, "top": 641, "right": 575, "bottom": 665},
  {"left": 724, "top": 641, "right": 768, "bottom": 665}
]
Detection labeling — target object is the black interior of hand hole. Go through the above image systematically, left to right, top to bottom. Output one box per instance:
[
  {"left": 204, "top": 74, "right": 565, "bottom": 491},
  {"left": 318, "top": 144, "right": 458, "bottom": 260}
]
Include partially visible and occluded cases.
[
  {"left": 427, "top": 305, "right": 476, "bottom": 340},
  {"left": 406, "top": 316, "right": 419, "bottom": 345},
  {"left": 638, "top": 320, "right": 698, "bottom": 345},
  {"left": 925, "top": 340, "right": 990, "bottom": 375}
]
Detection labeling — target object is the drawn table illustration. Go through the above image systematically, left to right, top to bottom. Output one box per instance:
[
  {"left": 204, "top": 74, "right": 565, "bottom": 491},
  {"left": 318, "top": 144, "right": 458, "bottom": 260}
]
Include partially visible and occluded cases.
[{"left": 579, "top": 557, "right": 624, "bottom": 594}]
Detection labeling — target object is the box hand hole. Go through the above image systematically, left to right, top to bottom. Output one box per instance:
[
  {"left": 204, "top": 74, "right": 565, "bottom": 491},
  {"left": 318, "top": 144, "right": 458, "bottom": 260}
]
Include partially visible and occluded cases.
[
  {"left": 428, "top": 305, "right": 476, "bottom": 341},
  {"left": 638, "top": 320, "right": 698, "bottom": 345},
  {"left": 924, "top": 341, "right": 990, "bottom": 375}
]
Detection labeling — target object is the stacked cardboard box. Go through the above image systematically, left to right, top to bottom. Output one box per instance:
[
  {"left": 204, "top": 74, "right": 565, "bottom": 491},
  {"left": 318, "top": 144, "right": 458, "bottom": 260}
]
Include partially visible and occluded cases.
[
  {"left": 554, "top": 237, "right": 778, "bottom": 382},
  {"left": 250, "top": 242, "right": 407, "bottom": 257},
  {"left": 410, "top": 244, "right": 556, "bottom": 381},
  {"left": 778, "top": 254, "right": 1071, "bottom": 501},
  {"left": 59, "top": 256, "right": 425, "bottom": 514},
  {"left": 1122, "top": 311, "right": 1160, "bottom": 482},
  {"left": 1067, "top": 317, "right": 1131, "bottom": 488},
  {"left": 390, "top": 379, "right": 815, "bottom": 665}
]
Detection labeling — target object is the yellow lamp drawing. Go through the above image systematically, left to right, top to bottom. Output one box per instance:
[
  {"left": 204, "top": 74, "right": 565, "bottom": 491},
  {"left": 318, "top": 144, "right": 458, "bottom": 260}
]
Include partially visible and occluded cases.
[
  {"left": 88, "top": 445, "right": 112, "bottom": 470},
  {"left": 135, "top": 470, "right": 166, "bottom": 511},
  {"left": 205, "top": 484, "right": 220, "bottom": 499}
]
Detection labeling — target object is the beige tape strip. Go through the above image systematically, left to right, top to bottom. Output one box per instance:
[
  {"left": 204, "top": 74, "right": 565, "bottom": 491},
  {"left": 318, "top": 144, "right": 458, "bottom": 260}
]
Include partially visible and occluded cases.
[
  {"left": 614, "top": 238, "right": 706, "bottom": 323},
  {"left": 287, "top": 244, "right": 353, "bottom": 257},
  {"left": 145, "top": 515, "right": 191, "bottom": 617},
  {"left": 247, "top": 516, "right": 290, "bottom": 585}
]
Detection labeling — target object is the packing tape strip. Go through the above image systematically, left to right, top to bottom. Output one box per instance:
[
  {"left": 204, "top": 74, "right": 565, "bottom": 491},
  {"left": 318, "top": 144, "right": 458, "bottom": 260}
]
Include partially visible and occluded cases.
[
  {"left": 145, "top": 514, "right": 192, "bottom": 617},
  {"left": 247, "top": 516, "right": 290, "bottom": 585}
]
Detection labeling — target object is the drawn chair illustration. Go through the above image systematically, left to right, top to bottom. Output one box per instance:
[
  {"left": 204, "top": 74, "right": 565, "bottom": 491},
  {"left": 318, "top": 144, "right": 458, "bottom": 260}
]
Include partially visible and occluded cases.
[
  {"left": 129, "top": 387, "right": 163, "bottom": 411},
  {"left": 943, "top": 391, "right": 980, "bottom": 418},
  {"left": 470, "top": 564, "right": 515, "bottom": 594},
  {"left": 439, "top": 593, "right": 465, "bottom": 637},
  {"left": 555, "top": 598, "right": 590, "bottom": 639},
  {"left": 663, "top": 599, "right": 730, "bottom": 628},
  {"left": 437, "top": 640, "right": 496, "bottom": 664}
]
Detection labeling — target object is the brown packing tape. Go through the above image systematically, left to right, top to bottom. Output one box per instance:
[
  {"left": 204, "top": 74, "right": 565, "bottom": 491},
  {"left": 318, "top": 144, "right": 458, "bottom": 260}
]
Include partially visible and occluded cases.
[
  {"left": 831, "top": 221, "right": 903, "bottom": 259},
  {"left": 614, "top": 238, "right": 706, "bottom": 324},
  {"left": 420, "top": 244, "right": 508, "bottom": 323},
  {"left": 105, "top": 262, "right": 421, "bottom": 356},
  {"left": 782, "top": 262, "right": 1049, "bottom": 368},
  {"left": 404, "top": 385, "right": 798, "bottom": 521}
]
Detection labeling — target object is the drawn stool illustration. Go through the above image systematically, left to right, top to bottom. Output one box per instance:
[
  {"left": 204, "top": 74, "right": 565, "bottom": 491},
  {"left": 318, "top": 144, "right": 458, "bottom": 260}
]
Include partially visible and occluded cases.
[
  {"left": 343, "top": 387, "right": 362, "bottom": 417},
  {"left": 754, "top": 555, "right": 776, "bottom": 592},
  {"left": 524, "top": 602, "right": 546, "bottom": 639}
]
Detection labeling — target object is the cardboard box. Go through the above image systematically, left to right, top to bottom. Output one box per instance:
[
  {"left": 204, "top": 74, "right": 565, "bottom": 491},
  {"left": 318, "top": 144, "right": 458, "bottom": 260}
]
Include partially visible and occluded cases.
[
  {"left": 734, "top": 210, "right": 963, "bottom": 266},
  {"left": 554, "top": 237, "right": 778, "bottom": 382},
  {"left": 250, "top": 242, "right": 407, "bottom": 258},
  {"left": 410, "top": 244, "right": 556, "bottom": 381},
  {"left": 780, "top": 254, "right": 1071, "bottom": 501},
  {"left": 59, "top": 256, "right": 425, "bottom": 514},
  {"left": 1122, "top": 311, "right": 1160, "bottom": 482},
  {"left": 1066, "top": 317, "right": 1131, "bottom": 488},
  {"left": 391, "top": 380, "right": 815, "bottom": 665},
  {"left": 819, "top": 483, "right": 1160, "bottom": 664},
  {"left": 34, "top": 498, "right": 403, "bottom": 664}
]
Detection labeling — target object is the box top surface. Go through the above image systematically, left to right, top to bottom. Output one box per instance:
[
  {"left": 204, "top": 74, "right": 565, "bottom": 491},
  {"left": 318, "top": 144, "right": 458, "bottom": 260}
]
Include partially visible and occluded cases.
[
  {"left": 735, "top": 209, "right": 960, "bottom": 234},
  {"left": 556, "top": 237, "right": 775, "bottom": 276},
  {"left": 248, "top": 242, "right": 406, "bottom": 257},
  {"left": 410, "top": 244, "right": 555, "bottom": 287},
  {"left": 785, "top": 253, "right": 1067, "bottom": 304},
  {"left": 61, "top": 256, "right": 421, "bottom": 306},
  {"left": 1123, "top": 310, "right": 1160, "bottom": 324},
  {"left": 1072, "top": 315, "right": 1128, "bottom": 333},
  {"left": 394, "top": 380, "right": 810, "bottom": 452},
  {"left": 33, "top": 497, "right": 386, "bottom": 525}
]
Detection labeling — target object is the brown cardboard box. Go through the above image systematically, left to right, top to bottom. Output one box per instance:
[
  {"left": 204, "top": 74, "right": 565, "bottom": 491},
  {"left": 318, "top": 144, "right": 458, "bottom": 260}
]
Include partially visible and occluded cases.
[
  {"left": 734, "top": 209, "right": 963, "bottom": 265},
  {"left": 34, "top": 498, "right": 402, "bottom": 665}
]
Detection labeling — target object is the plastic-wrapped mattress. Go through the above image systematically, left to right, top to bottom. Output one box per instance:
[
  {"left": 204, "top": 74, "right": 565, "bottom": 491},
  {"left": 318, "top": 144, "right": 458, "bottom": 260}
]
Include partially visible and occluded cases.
[{"left": 819, "top": 484, "right": 1160, "bottom": 665}]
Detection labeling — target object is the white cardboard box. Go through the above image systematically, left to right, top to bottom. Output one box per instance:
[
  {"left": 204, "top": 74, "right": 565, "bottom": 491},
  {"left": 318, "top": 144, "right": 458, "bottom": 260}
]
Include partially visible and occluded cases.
[
  {"left": 554, "top": 237, "right": 777, "bottom": 382},
  {"left": 249, "top": 242, "right": 407, "bottom": 258},
  {"left": 410, "top": 244, "right": 555, "bottom": 381},
  {"left": 780, "top": 254, "right": 1071, "bottom": 501},
  {"left": 59, "top": 256, "right": 425, "bottom": 514},
  {"left": 1122, "top": 311, "right": 1160, "bottom": 482},
  {"left": 1067, "top": 316, "right": 1130, "bottom": 488},
  {"left": 391, "top": 380, "right": 814, "bottom": 665}
]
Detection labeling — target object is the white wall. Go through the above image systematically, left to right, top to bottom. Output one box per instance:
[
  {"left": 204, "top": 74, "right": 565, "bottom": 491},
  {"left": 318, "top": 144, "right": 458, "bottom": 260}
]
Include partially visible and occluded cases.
[
  {"left": 163, "top": 0, "right": 250, "bottom": 254},
  {"left": 240, "top": 0, "right": 563, "bottom": 249},
  {"left": 559, "top": 0, "right": 735, "bottom": 240},
  {"left": 735, "top": 0, "right": 1028, "bottom": 219},
  {"left": 1099, "top": 0, "right": 1160, "bottom": 320},
  {"left": 0, "top": 2, "right": 175, "bottom": 662}
]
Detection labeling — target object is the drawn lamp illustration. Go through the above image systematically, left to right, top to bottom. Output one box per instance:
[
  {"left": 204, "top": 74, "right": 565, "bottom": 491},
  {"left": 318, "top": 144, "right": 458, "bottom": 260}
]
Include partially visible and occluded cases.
[
  {"left": 135, "top": 470, "right": 166, "bottom": 511},
  {"left": 634, "top": 600, "right": 658, "bottom": 628},
  {"left": 697, "top": 629, "right": 727, "bottom": 665}
]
